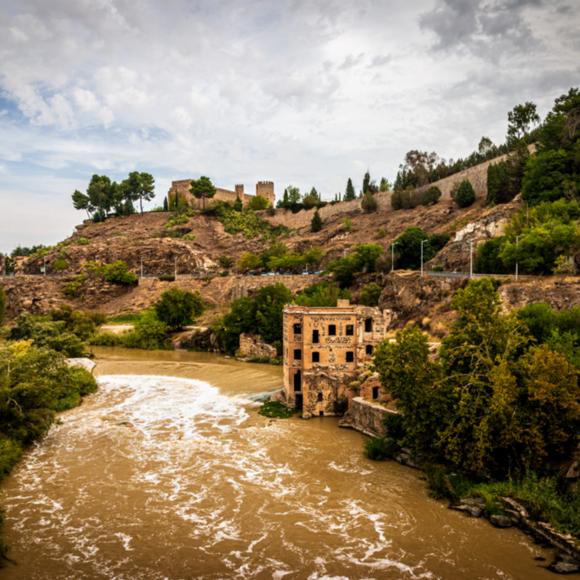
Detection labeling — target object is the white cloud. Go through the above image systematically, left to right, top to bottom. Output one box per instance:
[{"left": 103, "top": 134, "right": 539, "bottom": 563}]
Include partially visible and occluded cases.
[{"left": 0, "top": 0, "right": 578, "bottom": 250}]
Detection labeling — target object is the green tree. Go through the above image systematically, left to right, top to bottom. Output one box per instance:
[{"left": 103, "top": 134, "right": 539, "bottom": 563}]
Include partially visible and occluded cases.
[
  {"left": 507, "top": 101, "right": 540, "bottom": 146},
  {"left": 478, "top": 136, "right": 494, "bottom": 155},
  {"left": 522, "top": 149, "right": 574, "bottom": 205},
  {"left": 120, "top": 171, "right": 155, "bottom": 214},
  {"left": 362, "top": 171, "right": 371, "bottom": 194},
  {"left": 190, "top": 176, "right": 217, "bottom": 210},
  {"left": 379, "top": 177, "right": 391, "bottom": 192},
  {"left": 344, "top": 178, "right": 356, "bottom": 201},
  {"left": 451, "top": 179, "right": 476, "bottom": 208},
  {"left": 302, "top": 187, "right": 321, "bottom": 209},
  {"left": 72, "top": 189, "right": 91, "bottom": 218},
  {"left": 361, "top": 192, "right": 378, "bottom": 213},
  {"left": 248, "top": 195, "right": 270, "bottom": 210},
  {"left": 163, "top": 196, "right": 169, "bottom": 211},
  {"left": 311, "top": 209, "right": 323, "bottom": 232},
  {"left": 394, "top": 227, "right": 448, "bottom": 269},
  {"left": 236, "top": 252, "right": 263, "bottom": 273},
  {"left": 295, "top": 282, "right": 349, "bottom": 307},
  {"left": 359, "top": 282, "right": 382, "bottom": 306},
  {"left": 154, "top": 288, "right": 204, "bottom": 330}
]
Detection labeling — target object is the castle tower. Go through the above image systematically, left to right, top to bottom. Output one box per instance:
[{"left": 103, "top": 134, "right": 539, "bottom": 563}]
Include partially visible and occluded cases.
[
  {"left": 256, "top": 181, "right": 275, "bottom": 207},
  {"left": 235, "top": 184, "right": 244, "bottom": 197}
]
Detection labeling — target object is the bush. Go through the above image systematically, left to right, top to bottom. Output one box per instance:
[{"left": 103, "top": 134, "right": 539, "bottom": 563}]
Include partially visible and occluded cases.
[
  {"left": 522, "top": 149, "right": 573, "bottom": 205},
  {"left": 451, "top": 179, "right": 476, "bottom": 208},
  {"left": 391, "top": 186, "right": 442, "bottom": 210},
  {"left": 422, "top": 186, "right": 442, "bottom": 204},
  {"left": 361, "top": 192, "right": 378, "bottom": 213},
  {"left": 248, "top": 195, "right": 270, "bottom": 211},
  {"left": 311, "top": 210, "right": 323, "bottom": 232},
  {"left": 342, "top": 217, "right": 352, "bottom": 232},
  {"left": 393, "top": 227, "right": 449, "bottom": 270},
  {"left": 75, "top": 237, "right": 90, "bottom": 246},
  {"left": 218, "top": 255, "right": 234, "bottom": 269},
  {"left": 52, "top": 256, "right": 69, "bottom": 271},
  {"left": 102, "top": 261, "right": 138, "bottom": 286},
  {"left": 63, "top": 274, "right": 86, "bottom": 298},
  {"left": 295, "top": 282, "right": 350, "bottom": 307},
  {"left": 359, "top": 282, "right": 382, "bottom": 306},
  {"left": 154, "top": 288, "right": 204, "bottom": 330},
  {"left": 123, "top": 312, "right": 170, "bottom": 349},
  {"left": 258, "top": 401, "right": 294, "bottom": 418},
  {"left": 364, "top": 436, "right": 398, "bottom": 460}
]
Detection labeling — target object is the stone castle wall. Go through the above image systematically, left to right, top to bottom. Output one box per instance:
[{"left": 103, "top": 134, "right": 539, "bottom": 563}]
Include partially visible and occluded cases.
[{"left": 340, "top": 397, "right": 399, "bottom": 438}]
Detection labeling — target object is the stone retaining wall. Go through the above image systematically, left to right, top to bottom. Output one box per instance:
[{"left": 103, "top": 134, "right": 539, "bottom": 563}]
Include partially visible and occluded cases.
[{"left": 339, "top": 396, "right": 399, "bottom": 438}]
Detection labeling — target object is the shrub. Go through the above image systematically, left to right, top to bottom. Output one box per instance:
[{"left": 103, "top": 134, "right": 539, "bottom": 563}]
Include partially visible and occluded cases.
[
  {"left": 522, "top": 149, "right": 573, "bottom": 205},
  {"left": 451, "top": 179, "right": 476, "bottom": 208},
  {"left": 421, "top": 186, "right": 442, "bottom": 204},
  {"left": 361, "top": 192, "right": 378, "bottom": 213},
  {"left": 248, "top": 195, "right": 270, "bottom": 211},
  {"left": 311, "top": 210, "right": 323, "bottom": 232},
  {"left": 342, "top": 217, "right": 352, "bottom": 232},
  {"left": 375, "top": 227, "right": 388, "bottom": 239},
  {"left": 393, "top": 227, "right": 449, "bottom": 270},
  {"left": 75, "top": 237, "right": 90, "bottom": 246},
  {"left": 52, "top": 256, "right": 69, "bottom": 271},
  {"left": 218, "top": 256, "right": 234, "bottom": 269},
  {"left": 102, "top": 261, "right": 138, "bottom": 286},
  {"left": 63, "top": 275, "right": 86, "bottom": 298},
  {"left": 295, "top": 282, "right": 350, "bottom": 307},
  {"left": 359, "top": 282, "right": 382, "bottom": 306},
  {"left": 154, "top": 288, "right": 204, "bottom": 330},
  {"left": 123, "top": 312, "right": 170, "bottom": 349},
  {"left": 258, "top": 401, "right": 294, "bottom": 418},
  {"left": 364, "top": 436, "right": 398, "bottom": 460}
]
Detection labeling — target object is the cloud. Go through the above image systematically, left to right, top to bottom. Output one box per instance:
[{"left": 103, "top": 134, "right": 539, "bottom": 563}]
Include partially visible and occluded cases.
[{"left": 0, "top": 0, "right": 578, "bottom": 250}]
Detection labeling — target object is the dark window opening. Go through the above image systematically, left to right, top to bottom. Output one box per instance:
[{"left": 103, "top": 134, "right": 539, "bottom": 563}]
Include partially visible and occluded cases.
[
  {"left": 364, "top": 318, "right": 373, "bottom": 332},
  {"left": 293, "top": 323, "right": 302, "bottom": 335},
  {"left": 328, "top": 324, "right": 336, "bottom": 336},
  {"left": 346, "top": 324, "right": 354, "bottom": 336},
  {"left": 312, "top": 329, "right": 319, "bottom": 343},
  {"left": 366, "top": 344, "right": 374, "bottom": 355},
  {"left": 294, "top": 349, "right": 302, "bottom": 360},
  {"left": 312, "top": 351, "right": 320, "bottom": 363},
  {"left": 346, "top": 351, "right": 354, "bottom": 363},
  {"left": 293, "top": 370, "right": 302, "bottom": 392},
  {"left": 372, "top": 386, "right": 380, "bottom": 400},
  {"left": 317, "top": 392, "right": 323, "bottom": 402},
  {"left": 295, "top": 393, "right": 303, "bottom": 410},
  {"left": 319, "top": 411, "right": 324, "bottom": 417}
]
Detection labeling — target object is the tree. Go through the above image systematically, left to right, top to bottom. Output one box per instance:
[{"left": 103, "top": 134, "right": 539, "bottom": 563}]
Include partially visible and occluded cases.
[
  {"left": 507, "top": 101, "right": 540, "bottom": 146},
  {"left": 478, "top": 136, "right": 494, "bottom": 156},
  {"left": 522, "top": 149, "right": 573, "bottom": 205},
  {"left": 362, "top": 171, "right": 371, "bottom": 195},
  {"left": 189, "top": 176, "right": 216, "bottom": 210},
  {"left": 344, "top": 178, "right": 356, "bottom": 201},
  {"left": 379, "top": 178, "right": 391, "bottom": 192},
  {"left": 452, "top": 179, "right": 476, "bottom": 208},
  {"left": 302, "top": 187, "right": 321, "bottom": 209},
  {"left": 72, "top": 190, "right": 91, "bottom": 218},
  {"left": 361, "top": 192, "right": 378, "bottom": 213},
  {"left": 248, "top": 195, "right": 269, "bottom": 210},
  {"left": 163, "top": 196, "right": 169, "bottom": 211},
  {"left": 311, "top": 209, "right": 323, "bottom": 232},
  {"left": 295, "top": 282, "right": 349, "bottom": 307},
  {"left": 359, "top": 282, "right": 382, "bottom": 306},
  {"left": 154, "top": 288, "right": 204, "bottom": 331}
]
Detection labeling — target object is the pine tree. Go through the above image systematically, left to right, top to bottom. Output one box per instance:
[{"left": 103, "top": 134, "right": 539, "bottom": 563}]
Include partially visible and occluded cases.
[
  {"left": 344, "top": 178, "right": 356, "bottom": 201},
  {"left": 163, "top": 196, "right": 169, "bottom": 211},
  {"left": 311, "top": 209, "right": 323, "bottom": 232}
]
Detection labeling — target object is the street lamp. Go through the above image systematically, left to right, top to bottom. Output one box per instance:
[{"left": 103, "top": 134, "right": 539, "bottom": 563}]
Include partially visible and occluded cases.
[
  {"left": 420, "top": 239, "right": 428, "bottom": 277},
  {"left": 469, "top": 240, "right": 474, "bottom": 279},
  {"left": 390, "top": 242, "right": 398, "bottom": 273}
]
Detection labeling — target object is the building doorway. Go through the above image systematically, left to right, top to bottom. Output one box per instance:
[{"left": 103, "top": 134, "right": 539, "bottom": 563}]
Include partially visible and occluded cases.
[{"left": 295, "top": 393, "right": 303, "bottom": 411}]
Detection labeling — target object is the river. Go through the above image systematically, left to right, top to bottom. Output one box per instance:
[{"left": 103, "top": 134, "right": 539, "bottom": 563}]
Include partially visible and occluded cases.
[{"left": 0, "top": 348, "right": 553, "bottom": 579}]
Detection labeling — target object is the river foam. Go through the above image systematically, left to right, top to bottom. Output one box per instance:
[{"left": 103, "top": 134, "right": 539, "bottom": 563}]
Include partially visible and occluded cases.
[{"left": 1, "top": 372, "right": 551, "bottom": 579}]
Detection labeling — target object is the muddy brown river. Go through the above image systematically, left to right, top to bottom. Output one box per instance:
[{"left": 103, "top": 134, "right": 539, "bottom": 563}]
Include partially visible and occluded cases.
[{"left": 1, "top": 348, "right": 554, "bottom": 579}]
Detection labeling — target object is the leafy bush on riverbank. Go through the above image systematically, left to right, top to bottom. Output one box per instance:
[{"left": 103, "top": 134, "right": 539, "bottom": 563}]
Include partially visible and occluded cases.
[
  {"left": 91, "top": 311, "right": 170, "bottom": 350},
  {"left": 0, "top": 341, "right": 97, "bottom": 479},
  {"left": 258, "top": 401, "right": 294, "bottom": 418},
  {"left": 364, "top": 436, "right": 398, "bottom": 460}
]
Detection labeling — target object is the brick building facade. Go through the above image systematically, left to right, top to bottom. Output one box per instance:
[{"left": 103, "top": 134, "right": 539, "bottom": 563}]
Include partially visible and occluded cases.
[{"left": 282, "top": 300, "right": 392, "bottom": 418}]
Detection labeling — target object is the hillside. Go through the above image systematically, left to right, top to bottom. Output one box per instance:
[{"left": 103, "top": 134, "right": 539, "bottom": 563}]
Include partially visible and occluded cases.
[{"left": 2, "top": 149, "right": 579, "bottom": 331}]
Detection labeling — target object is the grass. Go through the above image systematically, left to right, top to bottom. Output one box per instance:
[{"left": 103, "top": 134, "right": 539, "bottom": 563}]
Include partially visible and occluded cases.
[
  {"left": 106, "top": 312, "right": 143, "bottom": 324},
  {"left": 258, "top": 401, "right": 295, "bottom": 418}
]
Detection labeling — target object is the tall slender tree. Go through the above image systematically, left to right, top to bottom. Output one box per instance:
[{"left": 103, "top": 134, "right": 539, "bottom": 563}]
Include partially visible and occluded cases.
[{"left": 344, "top": 178, "right": 356, "bottom": 201}]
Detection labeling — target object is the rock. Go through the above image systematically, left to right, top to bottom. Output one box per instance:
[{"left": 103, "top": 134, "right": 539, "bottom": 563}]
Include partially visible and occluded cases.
[
  {"left": 236, "top": 333, "right": 277, "bottom": 360},
  {"left": 65, "top": 358, "right": 96, "bottom": 374},
  {"left": 450, "top": 502, "right": 483, "bottom": 518},
  {"left": 489, "top": 514, "right": 514, "bottom": 528},
  {"left": 549, "top": 553, "right": 580, "bottom": 575}
]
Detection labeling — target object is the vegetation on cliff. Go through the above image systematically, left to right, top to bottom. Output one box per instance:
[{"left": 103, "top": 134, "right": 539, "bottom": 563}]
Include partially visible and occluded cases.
[{"left": 371, "top": 279, "right": 579, "bottom": 534}]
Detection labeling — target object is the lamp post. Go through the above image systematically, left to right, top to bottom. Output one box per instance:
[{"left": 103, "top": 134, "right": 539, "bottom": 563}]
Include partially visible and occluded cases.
[
  {"left": 515, "top": 235, "right": 520, "bottom": 281},
  {"left": 420, "top": 239, "right": 427, "bottom": 277},
  {"left": 469, "top": 240, "right": 473, "bottom": 279},
  {"left": 391, "top": 242, "right": 398, "bottom": 273}
]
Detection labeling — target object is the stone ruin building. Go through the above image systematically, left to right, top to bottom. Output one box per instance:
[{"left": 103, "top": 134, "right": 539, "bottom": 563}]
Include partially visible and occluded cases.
[
  {"left": 167, "top": 180, "right": 275, "bottom": 210},
  {"left": 282, "top": 300, "right": 392, "bottom": 419}
]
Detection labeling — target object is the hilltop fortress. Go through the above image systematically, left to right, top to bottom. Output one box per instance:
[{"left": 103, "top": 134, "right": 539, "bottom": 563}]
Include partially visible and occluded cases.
[{"left": 167, "top": 180, "right": 275, "bottom": 210}]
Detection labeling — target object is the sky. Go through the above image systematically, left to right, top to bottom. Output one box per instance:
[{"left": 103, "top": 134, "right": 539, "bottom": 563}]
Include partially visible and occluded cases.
[{"left": 0, "top": 0, "right": 578, "bottom": 252}]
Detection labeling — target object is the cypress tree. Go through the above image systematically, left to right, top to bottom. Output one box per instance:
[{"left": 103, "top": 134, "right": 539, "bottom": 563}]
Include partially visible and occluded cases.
[
  {"left": 344, "top": 178, "right": 356, "bottom": 201},
  {"left": 311, "top": 209, "right": 323, "bottom": 232}
]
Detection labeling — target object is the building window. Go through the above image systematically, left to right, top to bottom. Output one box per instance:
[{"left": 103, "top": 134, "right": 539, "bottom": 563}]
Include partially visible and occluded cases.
[
  {"left": 364, "top": 318, "right": 373, "bottom": 332},
  {"left": 293, "top": 323, "right": 302, "bottom": 335},
  {"left": 328, "top": 324, "right": 336, "bottom": 336},
  {"left": 346, "top": 324, "right": 354, "bottom": 336},
  {"left": 312, "top": 329, "right": 319, "bottom": 343},
  {"left": 366, "top": 344, "right": 374, "bottom": 355},
  {"left": 294, "top": 349, "right": 302, "bottom": 360},
  {"left": 312, "top": 351, "right": 320, "bottom": 363},
  {"left": 346, "top": 351, "right": 354, "bottom": 363},
  {"left": 293, "top": 370, "right": 302, "bottom": 392},
  {"left": 372, "top": 386, "right": 380, "bottom": 400},
  {"left": 317, "top": 392, "right": 323, "bottom": 402}
]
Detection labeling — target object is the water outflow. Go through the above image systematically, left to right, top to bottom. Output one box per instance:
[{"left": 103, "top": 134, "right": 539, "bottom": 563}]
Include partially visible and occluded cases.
[{"left": 1, "top": 373, "right": 551, "bottom": 579}]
